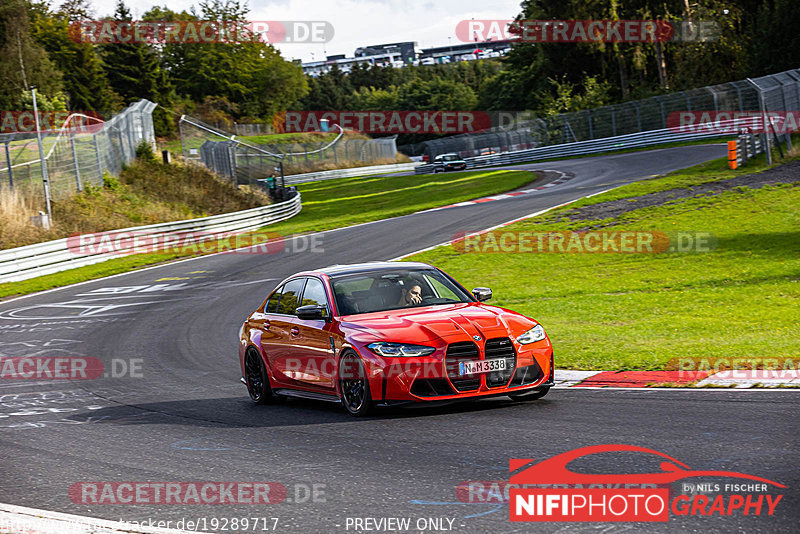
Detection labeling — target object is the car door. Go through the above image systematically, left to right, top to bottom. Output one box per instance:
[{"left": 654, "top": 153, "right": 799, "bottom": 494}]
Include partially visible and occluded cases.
[
  {"left": 261, "top": 277, "right": 306, "bottom": 386},
  {"left": 289, "top": 277, "right": 337, "bottom": 391}
]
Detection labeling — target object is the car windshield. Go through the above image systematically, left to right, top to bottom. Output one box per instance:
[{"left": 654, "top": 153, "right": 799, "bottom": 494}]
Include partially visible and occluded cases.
[
  {"left": 442, "top": 154, "right": 459, "bottom": 161},
  {"left": 331, "top": 269, "right": 473, "bottom": 315}
]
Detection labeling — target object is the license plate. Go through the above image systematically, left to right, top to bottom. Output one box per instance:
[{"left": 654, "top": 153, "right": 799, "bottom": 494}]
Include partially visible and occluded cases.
[{"left": 459, "top": 359, "right": 507, "bottom": 375}]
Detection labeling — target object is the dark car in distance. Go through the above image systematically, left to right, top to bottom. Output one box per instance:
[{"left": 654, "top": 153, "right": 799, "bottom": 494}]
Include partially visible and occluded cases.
[{"left": 432, "top": 153, "right": 468, "bottom": 173}]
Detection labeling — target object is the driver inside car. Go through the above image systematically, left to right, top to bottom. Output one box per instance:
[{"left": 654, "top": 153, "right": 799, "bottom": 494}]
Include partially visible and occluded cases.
[{"left": 396, "top": 282, "right": 423, "bottom": 306}]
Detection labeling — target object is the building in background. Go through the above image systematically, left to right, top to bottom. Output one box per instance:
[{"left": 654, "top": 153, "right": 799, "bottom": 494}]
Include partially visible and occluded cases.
[
  {"left": 301, "top": 39, "right": 512, "bottom": 76},
  {"left": 418, "top": 39, "right": 514, "bottom": 64}
]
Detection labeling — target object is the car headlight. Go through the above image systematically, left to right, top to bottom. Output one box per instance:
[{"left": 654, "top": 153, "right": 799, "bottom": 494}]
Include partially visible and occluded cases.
[
  {"left": 517, "top": 324, "right": 546, "bottom": 344},
  {"left": 367, "top": 342, "right": 436, "bottom": 357}
]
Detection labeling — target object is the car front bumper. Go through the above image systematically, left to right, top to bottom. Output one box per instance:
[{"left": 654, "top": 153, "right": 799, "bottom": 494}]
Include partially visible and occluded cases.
[{"left": 358, "top": 340, "right": 553, "bottom": 403}]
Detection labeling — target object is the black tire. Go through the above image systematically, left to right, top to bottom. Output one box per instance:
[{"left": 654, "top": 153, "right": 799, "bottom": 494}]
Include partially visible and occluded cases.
[
  {"left": 244, "top": 349, "right": 273, "bottom": 404},
  {"left": 338, "top": 351, "right": 373, "bottom": 417},
  {"left": 509, "top": 387, "right": 550, "bottom": 401}
]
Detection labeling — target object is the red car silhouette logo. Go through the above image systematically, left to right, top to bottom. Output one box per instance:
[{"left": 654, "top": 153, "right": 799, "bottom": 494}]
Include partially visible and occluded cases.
[{"left": 510, "top": 444, "right": 786, "bottom": 487}]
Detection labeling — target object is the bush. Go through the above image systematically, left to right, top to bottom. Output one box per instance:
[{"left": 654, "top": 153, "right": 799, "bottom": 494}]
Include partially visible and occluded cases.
[{"left": 135, "top": 140, "right": 156, "bottom": 161}]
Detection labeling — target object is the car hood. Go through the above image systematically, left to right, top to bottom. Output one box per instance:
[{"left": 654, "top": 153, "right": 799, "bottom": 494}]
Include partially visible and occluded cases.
[{"left": 339, "top": 302, "right": 538, "bottom": 344}]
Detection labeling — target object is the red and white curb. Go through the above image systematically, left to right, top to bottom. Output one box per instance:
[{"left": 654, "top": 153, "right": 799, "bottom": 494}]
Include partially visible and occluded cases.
[
  {"left": 423, "top": 171, "right": 574, "bottom": 212},
  {"left": 554, "top": 369, "right": 800, "bottom": 388},
  {"left": 0, "top": 502, "right": 194, "bottom": 534}
]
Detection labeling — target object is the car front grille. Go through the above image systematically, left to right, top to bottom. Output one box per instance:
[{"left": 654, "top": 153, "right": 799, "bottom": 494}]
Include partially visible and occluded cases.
[
  {"left": 484, "top": 337, "right": 516, "bottom": 387},
  {"left": 445, "top": 342, "right": 481, "bottom": 391}
]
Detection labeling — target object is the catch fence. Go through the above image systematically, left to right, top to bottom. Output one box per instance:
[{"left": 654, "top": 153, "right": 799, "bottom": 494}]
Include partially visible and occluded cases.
[
  {"left": 401, "top": 69, "right": 800, "bottom": 160},
  {"left": 0, "top": 100, "right": 157, "bottom": 203}
]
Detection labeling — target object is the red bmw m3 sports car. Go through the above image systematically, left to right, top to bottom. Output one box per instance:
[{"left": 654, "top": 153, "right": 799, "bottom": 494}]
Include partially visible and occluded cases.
[{"left": 238, "top": 262, "right": 554, "bottom": 416}]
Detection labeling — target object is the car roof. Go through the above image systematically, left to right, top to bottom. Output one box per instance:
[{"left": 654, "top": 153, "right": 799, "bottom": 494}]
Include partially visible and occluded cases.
[{"left": 303, "top": 261, "right": 436, "bottom": 278}]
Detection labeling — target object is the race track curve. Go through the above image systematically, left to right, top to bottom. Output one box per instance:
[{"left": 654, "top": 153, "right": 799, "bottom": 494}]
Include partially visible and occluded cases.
[{"left": 1, "top": 144, "right": 797, "bottom": 533}]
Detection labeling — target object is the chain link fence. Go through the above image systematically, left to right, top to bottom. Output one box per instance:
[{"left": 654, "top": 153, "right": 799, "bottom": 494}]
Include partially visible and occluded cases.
[
  {"left": 401, "top": 68, "right": 800, "bottom": 159},
  {"left": 0, "top": 100, "right": 157, "bottom": 203},
  {"left": 179, "top": 115, "right": 398, "bottom": 186},
  {"left": 233, "top": 122, "right": 271, "bottom": 136},
  {"left": 256, "top": 137, "right": 398, "bottom": 174}
]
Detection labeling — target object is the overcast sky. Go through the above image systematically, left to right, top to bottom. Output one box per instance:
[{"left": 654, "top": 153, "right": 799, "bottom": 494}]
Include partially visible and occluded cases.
[{"left": 87, "top": 0, "right": 523, "bottom": 62}]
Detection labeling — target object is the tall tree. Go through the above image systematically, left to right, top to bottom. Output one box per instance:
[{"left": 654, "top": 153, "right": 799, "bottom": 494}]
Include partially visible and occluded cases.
[
  {"left": 0, "top": 0, "right": 63, "bottom": 110},
  {"left": 57, "top": 0, "right": 93, "bottom": 21},
  {"left": 155, "top": 0, "right": 307, "bottom": 119},
  {"left": 101, "top": 1, "right": 174, "bottom": 134},
  {"left": 29, "top": 4, "right": 117, "bottom": 112}
]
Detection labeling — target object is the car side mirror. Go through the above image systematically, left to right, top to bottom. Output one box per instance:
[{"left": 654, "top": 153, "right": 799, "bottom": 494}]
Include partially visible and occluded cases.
[
  {"left": 472, "top": 287, "right": 492, "bottom": 302},
  {"left": 296, "top": 304, "right": 329, "bottom": 321}
]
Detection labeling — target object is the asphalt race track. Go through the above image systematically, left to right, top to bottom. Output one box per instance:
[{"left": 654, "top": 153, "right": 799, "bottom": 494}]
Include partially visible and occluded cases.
[{"left": 1, "top": 144, "right": 797, "bottom": 533}]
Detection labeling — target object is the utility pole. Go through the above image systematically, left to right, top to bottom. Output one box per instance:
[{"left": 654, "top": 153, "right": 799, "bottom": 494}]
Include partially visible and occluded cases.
[{"left": 32, "top": 87, "right": 53, "bottom": 225}]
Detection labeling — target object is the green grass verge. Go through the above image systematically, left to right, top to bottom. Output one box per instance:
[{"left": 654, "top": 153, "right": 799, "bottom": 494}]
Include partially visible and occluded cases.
[
  {"left": 409, "top": 163, "right": 800, "bottom": 370},
  {"left": 0, "top": 169, "right": 538, "bottom": 299},
  {"left": 265, "top": 170, "right": 535, "bottom": 235}
]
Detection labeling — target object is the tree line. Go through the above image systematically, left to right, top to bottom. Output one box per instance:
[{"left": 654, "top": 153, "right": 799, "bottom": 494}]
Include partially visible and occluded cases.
[
  {"left": 0, "top": 0, "right": 307, "bottom": 136},
  {"left": 1, "top": 0, "right": 797, "bottom": 139}
]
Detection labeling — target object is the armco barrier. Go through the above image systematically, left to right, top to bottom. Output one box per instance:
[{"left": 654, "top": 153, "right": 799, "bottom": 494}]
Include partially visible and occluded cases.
[
  {"left": 415, "top": 124, "right": 743, "bottom": 174},
  {"left": 281, "top": 162, "right": 418, "bottom": 185},
  {"left": 0, "top": 194, "right": 301, "bottom": 284}
]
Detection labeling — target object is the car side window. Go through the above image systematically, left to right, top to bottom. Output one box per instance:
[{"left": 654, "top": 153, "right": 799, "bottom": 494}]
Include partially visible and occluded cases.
[
  {"left": 277, "top": 278, "right": 306, "bottom": 315},
  {"left": 300, "top": 278, "right": 328, "bottom": 308},
  {"left": 266, "top": 285, "right": 283, "bottom": 313}
]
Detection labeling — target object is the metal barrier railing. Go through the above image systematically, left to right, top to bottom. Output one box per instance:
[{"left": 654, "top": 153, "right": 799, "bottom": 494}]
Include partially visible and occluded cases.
[
  {"left": 403, "top": 68, "right": 800, "bottom": 162},
  {"left": 414, "top": 118, "right": 783, "bottom": 174},
  {"left": 0, "top": 193, "right": 301, "bottom": 283}
]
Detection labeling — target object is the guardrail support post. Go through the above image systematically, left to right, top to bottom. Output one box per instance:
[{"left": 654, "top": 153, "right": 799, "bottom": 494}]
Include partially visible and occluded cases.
[
  {"left": 746, "top": 78, "right": 771, "bottom": 164},
  {"left": 32, "top": 88, "right": 53, "bottom": 224},
  {"left": 584, "top": 111, "right": 593, "bottom": 139},
  {"left": 179, "top": 116, "right": 187, "bottom": 159},
  {"left": 70, "top": 132, "right": 81, "bottom": 192},
  {"left": 93, "top": 134, "right": 103, "bottom": 185},
  {"left": 4, "top": 142, "right": 13, "bottom": 188}
]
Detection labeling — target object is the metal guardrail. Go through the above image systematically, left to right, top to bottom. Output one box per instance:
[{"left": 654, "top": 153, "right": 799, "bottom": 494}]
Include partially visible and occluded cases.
[
  {"left": 402, "top": 68, "right": 800, "bottom": 161},
  {"left": 414, "top": 125, "right": 737, "bottom": 174},
  {"left": 731, "top": 131, "right": 792, "bottom": 167},
  {"left": 278, "top": 162, "right": 419, "bottom": 185},
  {"left": 0, "top": 194, "right": 302, "bottom": 284}
]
